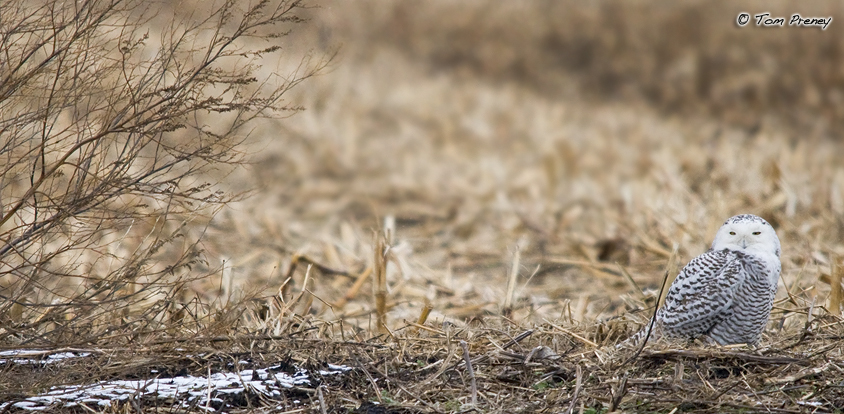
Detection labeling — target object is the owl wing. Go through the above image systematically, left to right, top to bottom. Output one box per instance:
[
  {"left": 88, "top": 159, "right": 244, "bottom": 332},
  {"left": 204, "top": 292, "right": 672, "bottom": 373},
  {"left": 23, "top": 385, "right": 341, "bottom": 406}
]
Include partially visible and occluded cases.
[{"left": 658, "top": 249, "right": 747, "bottom": 336}]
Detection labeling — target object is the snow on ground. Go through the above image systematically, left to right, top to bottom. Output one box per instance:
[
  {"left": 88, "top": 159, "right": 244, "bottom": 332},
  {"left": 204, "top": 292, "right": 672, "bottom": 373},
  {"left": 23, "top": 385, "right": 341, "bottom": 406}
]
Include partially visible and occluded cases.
[
  {"left": 0, "top": 349, "right": 92, "bottom": 365},
  {"left": 0, "top": 350, "right": 352, "bottom": 411}
]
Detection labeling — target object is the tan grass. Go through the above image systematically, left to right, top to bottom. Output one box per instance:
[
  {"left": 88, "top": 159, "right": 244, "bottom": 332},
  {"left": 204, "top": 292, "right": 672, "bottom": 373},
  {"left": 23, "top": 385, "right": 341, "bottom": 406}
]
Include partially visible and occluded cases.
[{"left": 5, "top": 0, "right": 844, "bottom": 412}]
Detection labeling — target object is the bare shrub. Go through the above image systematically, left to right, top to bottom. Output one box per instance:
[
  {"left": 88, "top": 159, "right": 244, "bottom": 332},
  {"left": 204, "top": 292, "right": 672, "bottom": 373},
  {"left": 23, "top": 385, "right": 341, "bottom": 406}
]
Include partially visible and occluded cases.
[{"left": 0, "top": 0, "right": 327, "bottom": 345}]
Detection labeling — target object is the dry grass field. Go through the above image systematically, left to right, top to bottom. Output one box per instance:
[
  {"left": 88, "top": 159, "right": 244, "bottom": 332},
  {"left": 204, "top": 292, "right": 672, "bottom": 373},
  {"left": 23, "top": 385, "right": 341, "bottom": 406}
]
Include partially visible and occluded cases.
[{"left": 4, "top": 0, "right": 844, "bottom": 412}]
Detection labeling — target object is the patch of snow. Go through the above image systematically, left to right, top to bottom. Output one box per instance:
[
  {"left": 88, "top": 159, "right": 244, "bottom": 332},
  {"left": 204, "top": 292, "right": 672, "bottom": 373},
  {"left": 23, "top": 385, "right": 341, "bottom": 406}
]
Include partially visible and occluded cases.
[
  {"left": 0, "top": 350, "right": 91, "bottom": 365},
  {"left": 0, "top": 359, "right": 352, "bottom": 411},
  {"left": 320, "top": 363, "right": 353, "bottom": 375}
]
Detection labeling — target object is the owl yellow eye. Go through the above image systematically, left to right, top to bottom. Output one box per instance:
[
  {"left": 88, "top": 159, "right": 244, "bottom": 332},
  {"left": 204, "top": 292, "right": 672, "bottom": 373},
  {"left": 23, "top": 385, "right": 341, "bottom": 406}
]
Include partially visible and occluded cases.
[
  {"left": 729, "top": 231, "right": 736, "bottom": 235},
  {"left": 752, "top": 231, "right": 761, "bottom": 235}
]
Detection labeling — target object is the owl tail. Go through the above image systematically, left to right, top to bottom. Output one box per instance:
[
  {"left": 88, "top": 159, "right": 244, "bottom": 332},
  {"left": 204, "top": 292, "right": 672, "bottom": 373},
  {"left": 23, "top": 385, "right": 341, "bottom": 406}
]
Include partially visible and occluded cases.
[{"left": 616, "top": 318, "right": 663, "bottom": 350}]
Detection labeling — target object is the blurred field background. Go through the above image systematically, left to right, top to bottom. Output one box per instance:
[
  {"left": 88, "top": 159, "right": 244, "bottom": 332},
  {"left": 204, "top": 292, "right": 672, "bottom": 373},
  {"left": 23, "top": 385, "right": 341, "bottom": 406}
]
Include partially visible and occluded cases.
[
  {"left": 5, "top": 0, "right": 844, "bottom": 411},
  {"left": 193, "top": 0, "right": 844, "bottom": 336}
]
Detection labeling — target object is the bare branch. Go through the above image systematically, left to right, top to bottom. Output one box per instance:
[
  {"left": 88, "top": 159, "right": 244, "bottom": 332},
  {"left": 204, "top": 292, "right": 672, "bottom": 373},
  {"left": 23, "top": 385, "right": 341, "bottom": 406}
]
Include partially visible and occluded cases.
[{"left": 0, "top": 0, "right": 325, "bottom": 345}]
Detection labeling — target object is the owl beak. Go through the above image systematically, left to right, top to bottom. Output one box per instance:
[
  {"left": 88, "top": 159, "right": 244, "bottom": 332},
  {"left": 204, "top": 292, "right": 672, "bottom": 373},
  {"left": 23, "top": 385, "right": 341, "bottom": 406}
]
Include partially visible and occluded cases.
[{"left": 740, "top": 238, "right": 748, "bottom": 249}]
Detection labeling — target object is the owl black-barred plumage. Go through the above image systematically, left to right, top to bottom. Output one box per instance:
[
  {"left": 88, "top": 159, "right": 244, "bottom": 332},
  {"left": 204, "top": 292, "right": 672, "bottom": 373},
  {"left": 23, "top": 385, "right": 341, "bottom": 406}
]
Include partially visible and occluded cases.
[{"left": 624, "top": 214, "right": 781, "bottom": 347}]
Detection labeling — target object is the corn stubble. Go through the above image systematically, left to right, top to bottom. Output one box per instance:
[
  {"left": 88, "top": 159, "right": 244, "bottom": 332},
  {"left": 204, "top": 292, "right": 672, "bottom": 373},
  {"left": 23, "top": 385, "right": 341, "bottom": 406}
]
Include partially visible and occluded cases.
[{"left": 3, "top": 0, "right": 844, "bottom": 412}]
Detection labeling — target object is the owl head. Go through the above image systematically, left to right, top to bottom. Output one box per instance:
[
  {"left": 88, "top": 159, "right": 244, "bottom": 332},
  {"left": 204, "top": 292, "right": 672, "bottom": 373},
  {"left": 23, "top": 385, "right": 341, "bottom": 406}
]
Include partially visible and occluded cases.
[{"left": 712, "top": 214, "right": 781, "bottom": 257}]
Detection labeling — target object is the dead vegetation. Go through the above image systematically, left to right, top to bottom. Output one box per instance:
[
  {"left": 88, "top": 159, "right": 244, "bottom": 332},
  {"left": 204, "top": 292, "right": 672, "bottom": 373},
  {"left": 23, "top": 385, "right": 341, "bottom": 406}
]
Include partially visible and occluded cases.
[
  {"left": 0, "top": 0, "right": 326, "bottom": 346},
  {"left": 3, "top": 0, "right": 844, "bottom": 412},
  {"left": 3, "top": 308, "right": 844, "bottom": 413}
]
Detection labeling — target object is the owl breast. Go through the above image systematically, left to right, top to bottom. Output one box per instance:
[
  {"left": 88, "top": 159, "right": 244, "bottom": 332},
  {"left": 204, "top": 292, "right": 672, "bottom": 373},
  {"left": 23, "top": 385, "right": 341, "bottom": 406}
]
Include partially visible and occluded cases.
[
  {"left": 657, "top": 249, "right": 780, "bottom": 345},
  {"left": 705, "top": 251, "right": 779, "bottom": 345}
]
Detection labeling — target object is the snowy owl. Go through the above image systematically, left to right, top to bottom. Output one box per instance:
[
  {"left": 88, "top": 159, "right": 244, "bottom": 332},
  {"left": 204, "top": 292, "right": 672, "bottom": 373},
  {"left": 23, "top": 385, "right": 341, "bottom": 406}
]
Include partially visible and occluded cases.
[{"left": 624, "top": 214, "right": 782, "bottom": 347}]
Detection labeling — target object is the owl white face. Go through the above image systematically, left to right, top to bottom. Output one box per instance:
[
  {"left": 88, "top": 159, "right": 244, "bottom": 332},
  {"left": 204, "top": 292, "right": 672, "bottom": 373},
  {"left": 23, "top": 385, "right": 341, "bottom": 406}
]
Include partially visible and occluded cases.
[{"left": 711, "top": 214, "right": 781, "bottom": 257}]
